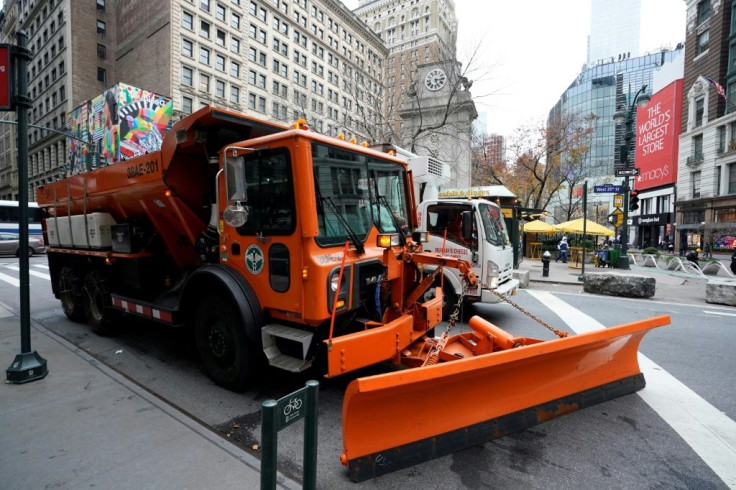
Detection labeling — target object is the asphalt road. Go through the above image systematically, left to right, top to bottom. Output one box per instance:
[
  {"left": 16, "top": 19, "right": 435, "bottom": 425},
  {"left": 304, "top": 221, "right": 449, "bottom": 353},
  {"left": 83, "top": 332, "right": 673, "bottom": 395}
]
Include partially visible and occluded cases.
[{"left": 1, "top": 256, "right": 734, "bottom": 489}]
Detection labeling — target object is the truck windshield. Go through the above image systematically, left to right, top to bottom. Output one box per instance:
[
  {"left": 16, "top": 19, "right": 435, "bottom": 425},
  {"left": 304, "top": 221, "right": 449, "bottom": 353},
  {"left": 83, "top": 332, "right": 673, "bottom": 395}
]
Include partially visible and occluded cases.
[
  {"left": 312, "top": 142, "right": 408, "bottom": 247},
  {"left": 478, "top": 203, "right": 510, "bottom": 247}
]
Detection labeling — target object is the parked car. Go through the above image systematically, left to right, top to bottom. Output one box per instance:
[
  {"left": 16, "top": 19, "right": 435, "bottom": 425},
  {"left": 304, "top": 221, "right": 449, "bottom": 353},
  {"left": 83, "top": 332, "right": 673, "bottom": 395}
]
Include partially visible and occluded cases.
[{"left": 0, "top": 232, "right": 46, "bottom": 256}]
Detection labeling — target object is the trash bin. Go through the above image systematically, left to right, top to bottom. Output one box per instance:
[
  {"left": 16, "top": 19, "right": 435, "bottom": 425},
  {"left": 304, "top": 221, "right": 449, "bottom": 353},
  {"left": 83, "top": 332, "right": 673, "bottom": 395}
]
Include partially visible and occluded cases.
[{"left": 609, "top": 248, "right": 621, "bottom": 268}]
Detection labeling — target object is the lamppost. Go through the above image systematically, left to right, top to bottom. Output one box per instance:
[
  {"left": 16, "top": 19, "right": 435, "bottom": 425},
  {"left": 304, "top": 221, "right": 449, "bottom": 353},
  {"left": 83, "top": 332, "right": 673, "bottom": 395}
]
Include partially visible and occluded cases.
[{"left": 612, "top": 85, "right": 650, "bottom": 269}]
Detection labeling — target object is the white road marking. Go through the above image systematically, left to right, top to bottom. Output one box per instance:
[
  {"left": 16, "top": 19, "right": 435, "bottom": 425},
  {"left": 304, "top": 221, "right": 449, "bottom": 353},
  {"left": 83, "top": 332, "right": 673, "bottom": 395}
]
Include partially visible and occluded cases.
[
  {"left": 33, "top": 263, "right": 49, "bottom": 270},
  {"left": 6, "top": 264, "right": 51, "bottom": 280},
  {"left": 0, "top": 272, "right": 20, "bottom": 287},
  {"left": 527, "top": 290, "right": 736, "bottom": 488},
  {"left": 704, "top": 310, "right": 736, "bottom": 317}
]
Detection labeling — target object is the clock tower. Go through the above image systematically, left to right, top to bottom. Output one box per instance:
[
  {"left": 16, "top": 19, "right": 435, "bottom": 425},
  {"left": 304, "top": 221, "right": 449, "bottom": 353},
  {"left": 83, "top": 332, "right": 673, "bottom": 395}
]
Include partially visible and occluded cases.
[{"left": 399, "top": 62, "right": 477, "bottom": 187}]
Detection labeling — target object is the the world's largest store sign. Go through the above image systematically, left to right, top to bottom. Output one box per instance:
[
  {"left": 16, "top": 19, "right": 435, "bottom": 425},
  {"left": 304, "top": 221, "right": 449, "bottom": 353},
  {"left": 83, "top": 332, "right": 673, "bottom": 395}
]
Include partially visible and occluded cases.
[{"left": 634, "top": 79, "right": 683, "bottom": 190}]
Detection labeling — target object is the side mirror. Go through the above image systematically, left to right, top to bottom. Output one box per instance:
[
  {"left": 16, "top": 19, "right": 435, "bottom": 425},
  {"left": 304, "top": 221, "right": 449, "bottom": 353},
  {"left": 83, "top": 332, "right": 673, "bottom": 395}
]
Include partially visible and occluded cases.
[
  {"left": 224, "top": 155, "right": 248, "bottom": 202},
  {"left": 461, "top": 210, "right": 473, "bottom": 239}
]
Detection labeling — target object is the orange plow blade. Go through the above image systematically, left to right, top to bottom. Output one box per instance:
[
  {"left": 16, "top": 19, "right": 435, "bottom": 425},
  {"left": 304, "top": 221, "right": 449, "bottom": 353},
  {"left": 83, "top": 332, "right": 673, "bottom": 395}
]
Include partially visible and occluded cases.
[{"left": 341, "top": 314, "right": 670, "bottom": 481}]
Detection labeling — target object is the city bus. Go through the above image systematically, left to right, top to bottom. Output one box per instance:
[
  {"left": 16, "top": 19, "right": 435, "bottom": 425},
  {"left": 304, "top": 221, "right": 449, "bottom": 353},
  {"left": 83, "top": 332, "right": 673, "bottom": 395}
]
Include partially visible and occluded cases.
[{"left": 0, "top": 200, "right": 44, "bottom": 235}]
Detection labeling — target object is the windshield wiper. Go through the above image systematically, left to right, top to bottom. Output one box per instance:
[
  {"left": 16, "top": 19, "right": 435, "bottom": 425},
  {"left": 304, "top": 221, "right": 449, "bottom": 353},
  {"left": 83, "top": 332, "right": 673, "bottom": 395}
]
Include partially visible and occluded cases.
[
  {"left": 370, "top": 170, "right": 406, "bottom": 246},
  {"left": 315, "top": 180, "right": 365, "bottom": 254}
]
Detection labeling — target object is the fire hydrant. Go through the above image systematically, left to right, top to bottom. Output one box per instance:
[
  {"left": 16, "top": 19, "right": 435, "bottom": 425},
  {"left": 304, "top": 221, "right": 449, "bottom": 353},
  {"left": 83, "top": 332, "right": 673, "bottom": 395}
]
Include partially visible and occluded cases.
[{"left": 542, "top": 250, "right": 551, "bottom": 277}]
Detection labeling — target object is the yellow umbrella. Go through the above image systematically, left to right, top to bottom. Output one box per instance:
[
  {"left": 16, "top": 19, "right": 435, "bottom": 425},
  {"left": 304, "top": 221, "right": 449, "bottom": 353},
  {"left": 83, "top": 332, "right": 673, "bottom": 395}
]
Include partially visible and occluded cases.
[
  {"left": 554, "top": 218, "right": 614, "bottom": 237},
  {"left": 523, "top": 219, "right": 556, "bottom": 234}
]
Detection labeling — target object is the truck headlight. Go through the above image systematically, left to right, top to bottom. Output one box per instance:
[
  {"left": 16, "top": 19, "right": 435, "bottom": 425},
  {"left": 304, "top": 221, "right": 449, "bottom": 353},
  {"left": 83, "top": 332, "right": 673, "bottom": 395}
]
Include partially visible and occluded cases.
[
  {"left": 486, "top": 261, "right": 500, "bottom": 289},
  {"left": 330, "top": 274, "right": 340, "bottom": 291}
]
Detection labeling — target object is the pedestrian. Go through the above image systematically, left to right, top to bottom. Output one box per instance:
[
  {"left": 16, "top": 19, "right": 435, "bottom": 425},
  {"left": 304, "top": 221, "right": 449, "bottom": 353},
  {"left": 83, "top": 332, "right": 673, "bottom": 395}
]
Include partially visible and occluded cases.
[
  {"left": 556, "top": 236, "right": 569, "bottom": 263},
  {"left": 667, "top": 241, "right": 674, "bottom": 254},
  {"left": 704, "top": 242, "right": 711, "bottom": 259},
  {"left": 686, "top": 248, "right": 700, "bottom": 268},
  {"left": 731, "top": 249, "right": 736, "bottom": 275}
]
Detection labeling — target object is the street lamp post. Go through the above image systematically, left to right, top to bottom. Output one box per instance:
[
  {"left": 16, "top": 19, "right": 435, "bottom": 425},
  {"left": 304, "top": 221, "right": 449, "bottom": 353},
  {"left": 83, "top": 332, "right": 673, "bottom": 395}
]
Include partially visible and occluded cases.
[{"left": 613, "top": 85, "right": 650, "bottom": 270}]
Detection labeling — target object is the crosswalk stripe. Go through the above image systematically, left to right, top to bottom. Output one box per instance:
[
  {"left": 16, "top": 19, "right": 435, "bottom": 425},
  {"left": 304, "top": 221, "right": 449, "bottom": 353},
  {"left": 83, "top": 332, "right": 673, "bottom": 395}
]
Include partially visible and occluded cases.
[
  {"left": 5, "top": 264, "right": 51, "bottom": 281},
  {"left": 0, "top": 272, "right": 20, "bottom": 287},
  {"left": 526, "top": 290, "right": 736, "bottom": 489}
]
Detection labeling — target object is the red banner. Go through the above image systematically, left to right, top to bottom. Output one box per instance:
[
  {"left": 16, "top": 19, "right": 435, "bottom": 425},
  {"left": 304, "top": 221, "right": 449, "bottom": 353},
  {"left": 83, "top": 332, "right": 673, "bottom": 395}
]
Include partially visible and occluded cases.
[
  {"left": 0, "top": 45, "right": 11, "bottom": 110},
  {"left": 634, "top": 80, "right": 683, "bottom": 190}
]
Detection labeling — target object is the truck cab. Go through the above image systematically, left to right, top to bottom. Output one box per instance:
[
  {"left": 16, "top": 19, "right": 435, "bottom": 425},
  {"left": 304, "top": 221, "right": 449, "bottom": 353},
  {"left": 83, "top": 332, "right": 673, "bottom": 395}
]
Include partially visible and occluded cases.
[{"left": 416, "top": 198, "right": 518, "bottom": 316}]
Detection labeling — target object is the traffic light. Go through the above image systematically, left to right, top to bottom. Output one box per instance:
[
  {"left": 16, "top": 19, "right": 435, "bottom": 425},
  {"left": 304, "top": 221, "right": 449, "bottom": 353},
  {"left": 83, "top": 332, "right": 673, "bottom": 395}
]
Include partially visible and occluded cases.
[{"left": 629, "top": 190, "right": 639, "bottom": 211}]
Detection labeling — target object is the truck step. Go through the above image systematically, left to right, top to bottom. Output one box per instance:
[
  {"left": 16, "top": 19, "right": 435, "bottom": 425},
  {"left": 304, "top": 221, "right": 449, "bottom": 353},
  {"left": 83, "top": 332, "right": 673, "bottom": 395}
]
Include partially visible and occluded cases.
[{"left": 261, "top": 324, "right": 314, "bottom": 373}]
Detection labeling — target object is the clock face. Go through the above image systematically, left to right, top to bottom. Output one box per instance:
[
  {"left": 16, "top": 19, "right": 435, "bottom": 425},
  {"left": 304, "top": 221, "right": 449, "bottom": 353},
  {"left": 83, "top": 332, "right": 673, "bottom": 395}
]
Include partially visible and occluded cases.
[{"left": 424, "top": 68, "right": 447, "bottom": 91}]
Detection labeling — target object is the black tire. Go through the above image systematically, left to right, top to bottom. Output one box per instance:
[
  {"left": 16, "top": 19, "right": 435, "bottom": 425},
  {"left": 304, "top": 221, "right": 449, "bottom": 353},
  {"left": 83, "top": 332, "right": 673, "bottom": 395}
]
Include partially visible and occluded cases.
[
  {"left": 16, "top": 247, "right": 33, "bottom": 257},
  {"left": 58, "top": 266, "right": 87, "bottom": 322},
  {"left": 84, "top": 270, "right": 117, "bottom": 336},
  {"left": 421, "top": 276, "right": 458, "bottom": 321},
  {"left": 195, "top": 295, "right": 254, "bottom": 391}
]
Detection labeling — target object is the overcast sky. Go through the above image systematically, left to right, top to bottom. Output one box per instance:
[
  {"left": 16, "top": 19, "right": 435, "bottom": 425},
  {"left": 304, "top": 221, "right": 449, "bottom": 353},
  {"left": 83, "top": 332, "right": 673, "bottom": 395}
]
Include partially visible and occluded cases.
[{"left": 345, "top": 0, "right": 687, "bottom": 138}]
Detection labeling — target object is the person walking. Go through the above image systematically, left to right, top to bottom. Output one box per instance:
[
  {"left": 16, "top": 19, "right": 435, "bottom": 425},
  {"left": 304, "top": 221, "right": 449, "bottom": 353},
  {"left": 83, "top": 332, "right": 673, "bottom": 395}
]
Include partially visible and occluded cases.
[
  {"left": 556, "top": 236, "right": 569, "bottom": 263},
  {"left": 730, "top": 249, "right": 736, "bottom": 275}
]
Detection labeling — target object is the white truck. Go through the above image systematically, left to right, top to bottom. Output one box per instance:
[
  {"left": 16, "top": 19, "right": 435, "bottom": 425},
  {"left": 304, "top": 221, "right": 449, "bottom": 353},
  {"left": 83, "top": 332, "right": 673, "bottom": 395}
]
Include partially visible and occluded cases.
[{"left": 394, "top": 148, "right": 519, "bottom": 317}]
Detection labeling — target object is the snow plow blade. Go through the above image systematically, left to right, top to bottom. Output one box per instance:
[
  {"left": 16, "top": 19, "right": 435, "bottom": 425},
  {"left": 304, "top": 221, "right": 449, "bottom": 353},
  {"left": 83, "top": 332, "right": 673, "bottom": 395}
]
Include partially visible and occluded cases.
[{"left": 341, "top": 314, "right": 670, "bottom": 481}]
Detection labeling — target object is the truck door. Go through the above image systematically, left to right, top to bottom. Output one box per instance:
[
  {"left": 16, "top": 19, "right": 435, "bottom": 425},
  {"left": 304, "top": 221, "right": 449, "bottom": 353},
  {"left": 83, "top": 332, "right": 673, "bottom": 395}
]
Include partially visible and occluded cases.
[{"left": 229, "top": 147, "right": 302, "bottom": 314}]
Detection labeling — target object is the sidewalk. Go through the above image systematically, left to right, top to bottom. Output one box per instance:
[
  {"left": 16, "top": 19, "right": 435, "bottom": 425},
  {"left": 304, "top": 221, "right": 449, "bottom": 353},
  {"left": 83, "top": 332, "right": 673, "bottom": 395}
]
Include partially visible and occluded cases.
[
  {"left": 517, "top": 255, "right": 734, "bottom": 306},
  {"left": 0, "top": 303, "right": 299, "bottom": 490}
]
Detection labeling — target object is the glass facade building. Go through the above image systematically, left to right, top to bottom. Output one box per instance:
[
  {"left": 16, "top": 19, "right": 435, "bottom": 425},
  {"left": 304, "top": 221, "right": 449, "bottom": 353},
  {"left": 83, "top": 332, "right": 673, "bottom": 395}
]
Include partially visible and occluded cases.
[
  {"left": 588, "top": 0, "right": 641, "bottom": 65},
  {"left": 549, "top": 48, "right": 684, "bottom": 179}
]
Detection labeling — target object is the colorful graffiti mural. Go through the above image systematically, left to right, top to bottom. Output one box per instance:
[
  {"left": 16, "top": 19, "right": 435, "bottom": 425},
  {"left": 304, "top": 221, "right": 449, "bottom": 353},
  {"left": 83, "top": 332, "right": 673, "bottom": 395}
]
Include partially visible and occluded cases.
[{"left": 67, "top": 83, "right": 173, "bottom": 174}]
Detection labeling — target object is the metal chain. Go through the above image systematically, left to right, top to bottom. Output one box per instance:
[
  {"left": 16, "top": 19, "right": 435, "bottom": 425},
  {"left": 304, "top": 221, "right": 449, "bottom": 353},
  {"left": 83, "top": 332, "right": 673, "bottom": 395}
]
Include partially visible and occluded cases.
[{"left": 480, "top": 280, "right": 569, "bottom": 338}]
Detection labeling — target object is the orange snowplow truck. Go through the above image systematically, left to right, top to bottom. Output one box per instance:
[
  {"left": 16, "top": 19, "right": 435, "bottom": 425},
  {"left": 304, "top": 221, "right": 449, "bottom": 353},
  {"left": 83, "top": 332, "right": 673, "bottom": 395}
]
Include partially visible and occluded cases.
[{"left": 38, "top": 106, "right": 670, "bottom": 481}]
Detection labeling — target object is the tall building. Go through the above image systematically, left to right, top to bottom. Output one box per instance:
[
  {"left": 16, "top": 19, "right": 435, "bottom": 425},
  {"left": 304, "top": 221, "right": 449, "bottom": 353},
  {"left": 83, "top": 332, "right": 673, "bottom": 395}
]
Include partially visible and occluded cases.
[
  {"left": 0, "top": 0, "right": 387, "bottom": 200},
  {"left": 353, "top": 0, "right": 457, "bottom": 140},
  {"left": 587, "top": 0, "right": 641, "bottom": 65},
  {"left": 676, "top": 0, "right": 736, "bottom": 254}
]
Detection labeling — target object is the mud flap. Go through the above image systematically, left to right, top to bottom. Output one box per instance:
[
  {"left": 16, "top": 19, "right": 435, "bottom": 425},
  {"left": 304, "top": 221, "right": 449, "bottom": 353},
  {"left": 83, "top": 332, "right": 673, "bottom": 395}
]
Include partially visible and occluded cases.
[{"left": 341, "top": 315, "right": 670, "bottom": 482}]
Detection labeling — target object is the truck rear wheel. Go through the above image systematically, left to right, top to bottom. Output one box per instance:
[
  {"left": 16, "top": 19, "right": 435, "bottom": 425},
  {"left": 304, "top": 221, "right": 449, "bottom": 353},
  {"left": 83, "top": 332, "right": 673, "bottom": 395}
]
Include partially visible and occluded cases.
[
  {"left": 58, "top": 266, "right": 87, "bottom": 322},
  {"left": 85, "top": 270, "right": 117, "bottom": 336},
  {"left": 195, "top": 295, "right": 253, "bottom": 391}
]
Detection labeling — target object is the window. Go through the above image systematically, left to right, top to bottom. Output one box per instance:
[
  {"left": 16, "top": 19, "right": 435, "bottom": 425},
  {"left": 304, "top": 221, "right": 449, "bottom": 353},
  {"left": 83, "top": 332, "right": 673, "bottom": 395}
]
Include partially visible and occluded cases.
[
  {"left": 96, "top": 0, "right": 105, "bottom": 12},
  {"left": 201, "top": 0, "right": 211, "bottom": 12},
  {"left": 698, "top": 0, "right": 711, "bottom": 24},
  {"left": 216, "top": 3, "right": 226, "bottom": 21},
  {"left": 183, "top": 11, "right": 194, "bottom": 30},
  {"left": 231, "top": 13, "right": 240, "bottom": 29},
  {"left": 97, "top": 20, "right": 106, "bottom": 36},
  {"left": 200, "top": 21, "right": 210, "bottom": 38},
  {"left": 216, "top": 29, "right": 226, "bottom": 46},
  {"left": 697, "top": 30, "right": 710, "bottom": 55},
  {"left": 231, "top": 37, "right": 240, "bottom": 53},
  {"left": 97, "top": 43, "right": 106, "bottom": 59},
  {"left": 200, "top": 46, "right": 211, "bottom": 65},
  {"left": 216, "top": 53, "right": 226, "bottom": 71},
  {"left": 231, "top": 61, "right": 240, "bottom": 78},
  {"left": 182, "top": 66, "right": 193, "bottom": 86},
  {"left": 97, "top": 67, "right": 107, "bottom": 82},
  {"left": 200, "top": 73, "right": 210, "bottom": 92},
  {"left": 258, "top": 73, "right": 266, "bottom": 89},
  {"left": 216, "top": 79, "right": 226, "bottom": 98},
  {"left": 231, "top": 85, "right": 240, "bottom": 103},
  {"left": 249, "top": 92, "right": 257, "bottom": 109},
  {"left": 183, "top": 96, "right": 193, "bottom": 114},
  {"left": 695, "top": 98, "right": 704, "bottom": 127},
  {"left": 718, "top": 125, "right": 726, "bottom": 153},
  {"left": 693, "top": 134, "right": 704, "bottom": 161},
  {"left": 232, "top": 147, "right": 295, "bottom": 238},
  {"left": 729, "top": 163, "right": 736, "bottom": 194},
  {"left": 692, "top": 170, "right": 702, "bottom": 198}
]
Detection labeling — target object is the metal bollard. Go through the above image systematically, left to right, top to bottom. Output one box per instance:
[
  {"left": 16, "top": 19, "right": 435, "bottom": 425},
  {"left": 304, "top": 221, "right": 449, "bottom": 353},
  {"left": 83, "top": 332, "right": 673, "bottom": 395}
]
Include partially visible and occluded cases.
[{"left": 542, "top": 250, "right": 551, "bottom": 277}]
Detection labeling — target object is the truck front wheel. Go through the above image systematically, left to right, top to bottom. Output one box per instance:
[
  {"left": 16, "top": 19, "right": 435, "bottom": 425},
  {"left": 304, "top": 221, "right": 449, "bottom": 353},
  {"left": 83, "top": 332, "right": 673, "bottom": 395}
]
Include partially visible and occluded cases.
[
  {"left": 58, "top": 266, "right": 87, "bottom": 322},
  {"left": 195, "top": 295, "right": 253, "bottom": 391}
]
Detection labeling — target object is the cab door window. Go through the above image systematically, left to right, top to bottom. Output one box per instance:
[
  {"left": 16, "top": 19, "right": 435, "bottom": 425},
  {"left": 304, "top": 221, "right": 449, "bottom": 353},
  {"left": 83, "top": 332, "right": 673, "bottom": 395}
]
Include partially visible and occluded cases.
[
  {"left": 236, "top": 148, "right": 296, "bottom": 236},
  {"left": 426, "top": 204, "right": 477, "bottom": 250}
]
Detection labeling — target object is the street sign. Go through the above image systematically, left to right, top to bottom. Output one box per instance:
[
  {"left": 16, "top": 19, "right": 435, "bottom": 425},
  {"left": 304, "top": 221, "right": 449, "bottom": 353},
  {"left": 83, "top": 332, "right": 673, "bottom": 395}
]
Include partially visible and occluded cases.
[
  {"left": 0, "top": 44, "right": 12, "bottom": 110},
  {"left": 615, "top": 168, "right": 640, "bottom": 177},
  {"left": 593, "top": 184, "right": 623, "bottom": 193},
  {"left": 614, "top": 194, "right": 623, "bottom": 207}
]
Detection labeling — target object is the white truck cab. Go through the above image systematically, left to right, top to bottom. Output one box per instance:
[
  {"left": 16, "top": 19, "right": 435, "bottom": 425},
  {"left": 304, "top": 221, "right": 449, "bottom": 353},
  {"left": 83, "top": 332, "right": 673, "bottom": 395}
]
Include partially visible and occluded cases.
[{"left": 416, "top": 198, "right": 519, "bottom": 316}]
